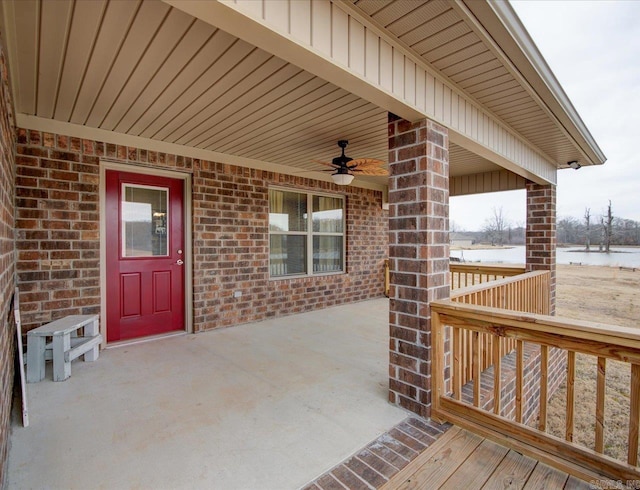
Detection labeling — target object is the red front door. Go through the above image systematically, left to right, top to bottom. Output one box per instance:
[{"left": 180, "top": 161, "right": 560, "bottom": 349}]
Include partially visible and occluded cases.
[{"left": 106, "top": 170, "right": 185, "bottom": 342}]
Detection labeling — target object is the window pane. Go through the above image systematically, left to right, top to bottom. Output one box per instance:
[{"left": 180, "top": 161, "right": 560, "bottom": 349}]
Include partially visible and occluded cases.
[
  {"left": 122, "top": 185, "right": 168, "bottom": 257},
  {"left": 269, "top": 190, "right": 307, "bottom": 232},
  {"left": 313, "top": 196, "right": 343, "bottom": 233},
  {"left": 270, "top": 235, "right": 307, "bottom": 276},
  {"left": 313, "top": 236, "right": 343, "bottom": 273}
]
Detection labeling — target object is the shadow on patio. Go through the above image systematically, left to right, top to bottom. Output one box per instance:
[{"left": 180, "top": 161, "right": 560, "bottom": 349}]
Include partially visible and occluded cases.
[{"left": 8, "top": 298, "right": 407, "bottom": 490}]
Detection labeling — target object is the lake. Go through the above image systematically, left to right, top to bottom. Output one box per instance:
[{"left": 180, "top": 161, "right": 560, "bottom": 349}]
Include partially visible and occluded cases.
[{"left": 450, "top": 245, "right": 640, "bottom": 268}]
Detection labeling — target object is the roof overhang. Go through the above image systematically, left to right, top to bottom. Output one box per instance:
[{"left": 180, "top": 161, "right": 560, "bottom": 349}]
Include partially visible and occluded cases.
[{"left": 0, "top": 0, "right": 605, "bottom": 193}]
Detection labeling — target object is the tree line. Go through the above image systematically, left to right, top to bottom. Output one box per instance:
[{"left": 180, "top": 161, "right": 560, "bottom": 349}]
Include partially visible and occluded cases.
[
  {"left": 558, "top": 202, "right": 639, "bottom": 250},
  {"left": 453, "top": 203, "right": 640, "bottom": 250}
]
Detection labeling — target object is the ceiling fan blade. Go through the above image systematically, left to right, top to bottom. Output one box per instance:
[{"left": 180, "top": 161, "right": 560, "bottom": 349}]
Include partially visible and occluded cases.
[
  {"left": 349, "top": 158, "right": 385, "bottom": 168},
  {"left": 352, "top": 167, "right": 389, "bottom": 176}
]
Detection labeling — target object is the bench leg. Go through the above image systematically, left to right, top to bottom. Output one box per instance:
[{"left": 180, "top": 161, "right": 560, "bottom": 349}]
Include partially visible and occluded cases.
[
  {"left": 83, "top": 318, "right": 100, "bottom": 362},
  {"left": 52, "top": 333, "right": 71, "bottom": 381},
  {"left": 27, "top": 336, "right": 46, "bottom": 383}
]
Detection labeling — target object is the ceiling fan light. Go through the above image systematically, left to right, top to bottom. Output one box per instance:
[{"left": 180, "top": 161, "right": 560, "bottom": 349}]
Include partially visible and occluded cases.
[{"left": 331, "top": 172, "right": 354, "bottom": 185}]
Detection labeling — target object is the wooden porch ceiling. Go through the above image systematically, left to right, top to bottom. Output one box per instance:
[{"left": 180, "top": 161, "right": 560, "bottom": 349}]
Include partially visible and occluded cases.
[{"left": 0, "top": 0, "right": 569, "bottom": 188}]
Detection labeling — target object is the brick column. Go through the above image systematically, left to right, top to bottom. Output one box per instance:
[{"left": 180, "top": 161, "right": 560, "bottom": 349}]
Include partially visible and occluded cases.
[
  {"left": 388, "top": 114, "right": 450, "bottom": 418},
  {"left": 525, "top": 182, "right": 557, "bottom": 314}
]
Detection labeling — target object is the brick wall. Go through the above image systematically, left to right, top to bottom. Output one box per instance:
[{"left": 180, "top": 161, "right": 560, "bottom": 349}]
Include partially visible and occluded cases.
[
  {"left": 0, "top": 43, "right": 16, "bottom": 488},
  {"left": 387, "top": 114, "right": 450, "bottom": 418},
  {"left": 15, "top": 130, "right": 388, "bottom": 334},
  {"left": 526, "top": 182, "right": 557, "bottom": 313},
  {"left": 463, "top": 343, "right": 567, "bottom": 427}
]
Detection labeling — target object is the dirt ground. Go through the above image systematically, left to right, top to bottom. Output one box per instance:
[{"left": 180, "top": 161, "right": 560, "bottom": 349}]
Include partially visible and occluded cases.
[{"left": 547, "top": 264, "right": 640, "bottom": 461}]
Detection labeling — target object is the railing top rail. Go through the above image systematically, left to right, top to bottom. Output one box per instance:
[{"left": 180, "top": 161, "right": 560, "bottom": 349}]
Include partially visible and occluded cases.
[
  {"left": 449, "top": 263, "right": 526, "bottom": 275},
  {"left": 449, "top": 270, "right": 548, "bottom": 300},
  {"left": 431, "top": 300, "right": 640, "bottom": 357}
]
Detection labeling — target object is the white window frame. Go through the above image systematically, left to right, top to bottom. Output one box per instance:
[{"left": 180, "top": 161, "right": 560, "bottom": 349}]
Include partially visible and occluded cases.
[{"left": 269, "top": 187, "right": 346, "bottom": 279}]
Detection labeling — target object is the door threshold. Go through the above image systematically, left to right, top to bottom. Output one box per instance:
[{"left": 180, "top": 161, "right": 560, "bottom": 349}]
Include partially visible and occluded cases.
[{"left": 105, "top": 330, "right": 187, "bottom": 349}]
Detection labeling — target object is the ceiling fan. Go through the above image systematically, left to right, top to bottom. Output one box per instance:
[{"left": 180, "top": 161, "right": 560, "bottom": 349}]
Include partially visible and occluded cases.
[{"left": 314, "top": 140, "right": 388, "bottom": 185}]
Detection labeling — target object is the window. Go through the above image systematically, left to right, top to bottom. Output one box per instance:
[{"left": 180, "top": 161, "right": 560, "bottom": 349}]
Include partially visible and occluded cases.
[{"left": 269, "top": 189, "right": 345, "bottom": 277}]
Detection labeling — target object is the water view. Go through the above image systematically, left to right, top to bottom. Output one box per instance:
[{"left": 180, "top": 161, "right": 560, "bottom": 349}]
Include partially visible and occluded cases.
[{"left": 450, "top": 245, "right": 640, "bottom": 268}]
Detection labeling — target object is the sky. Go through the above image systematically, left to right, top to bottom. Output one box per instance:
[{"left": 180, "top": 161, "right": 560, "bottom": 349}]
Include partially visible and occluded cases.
[{"left": 450, "top": 1, "right": 640, "bottom": 231}]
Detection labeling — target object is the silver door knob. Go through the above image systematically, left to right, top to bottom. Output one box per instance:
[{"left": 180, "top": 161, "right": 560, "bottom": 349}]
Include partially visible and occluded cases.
[{"left": 176, "top": 259, "right": 184, "bottom": 265}]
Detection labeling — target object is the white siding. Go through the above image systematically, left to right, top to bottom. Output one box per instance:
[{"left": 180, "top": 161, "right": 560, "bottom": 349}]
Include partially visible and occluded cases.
[{"left": 218, "top": 0, "right": 557, "bottom": 183}]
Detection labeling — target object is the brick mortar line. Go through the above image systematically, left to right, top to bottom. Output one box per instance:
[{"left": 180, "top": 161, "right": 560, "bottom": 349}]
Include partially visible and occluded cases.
[{"left": 302, "top": 417, "right": 451, "bottom": 490}]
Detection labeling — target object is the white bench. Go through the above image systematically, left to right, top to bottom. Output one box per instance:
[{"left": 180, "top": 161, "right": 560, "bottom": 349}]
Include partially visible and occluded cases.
[{"left": 27, "top": 315, "right": 102, "bottom": 382}]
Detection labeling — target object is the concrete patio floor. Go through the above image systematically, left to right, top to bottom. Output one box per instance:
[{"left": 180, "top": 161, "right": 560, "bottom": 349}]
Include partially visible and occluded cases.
[{"left": 8, "top": 298, "right": 409, "bottom": 490}]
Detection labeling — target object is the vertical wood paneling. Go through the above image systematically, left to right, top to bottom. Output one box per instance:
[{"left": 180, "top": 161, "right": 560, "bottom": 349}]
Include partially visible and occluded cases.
[
  {"left": 5, "top": 0, "right": 40, "bottom": 114},
  {"left": 37, "top": 0, "right": 73, "bottom": 118},
  {"left": 54, "top": 0, "right": 108, "bottom": 121},
  {"left": 70, "top": 0, "right": 141, "bottom": 125},
  {"left": 85, "top": 0, "right": 171, "bottom": 127},
  {"left": 235, "top": 0, "right": 262, "bottom": 18},
  {"left": 263, "top": 0, "right": 288, "bottom": 33},
  {"left": 289, "top": 0, "right": 311, "bottom": 44},
  {"left": 311, "top": 0, "right": 331, "bottom": 55},
  {"left": 331, "top": 4, "right": 349, "bottom": 66},
  {"left": 100, "top": 8, "right": 194, "bottom": 131},
  {"left": 349, "top": 18, "right": 365, "bottom": 76},
  {"left": 114, "top": 19, "right": 217, "bottom": 134},
  {"left": 364, "top": 28, "right": 379, "bottom": 84},
  {"left": 130, "top": 30, "right": 237, "bottom": 137},
  {"left": 379, "top": 40, "right": 393, "bottom": 91},
  {"left": 392, "top": 48, "right": 403, "bottom": 98},
  {"left": 404, "top": 59, "right": 415, "bottom": 106},
  {"left": 415, "top": 69, "right": 425, "bottom": 112},
  {"left": 426, "top": 74, "right": 435, "bottom": 115},
  {"left": 434, "top": 81, "right": 443, "bottom": 121},
  {"left": 443, "top": 85, "right": 451, "bottom": 126},
  {"left": 451, "top": 93, "right": 459, "bottom": 129}
]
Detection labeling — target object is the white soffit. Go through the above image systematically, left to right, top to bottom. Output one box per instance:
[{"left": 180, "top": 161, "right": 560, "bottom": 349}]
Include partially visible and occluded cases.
[
  {"left": 0, "top": 0, "right": 600, "bottom": 188},
  {"left": 350, "top": 0, "right": 605, "bottom": 168}
]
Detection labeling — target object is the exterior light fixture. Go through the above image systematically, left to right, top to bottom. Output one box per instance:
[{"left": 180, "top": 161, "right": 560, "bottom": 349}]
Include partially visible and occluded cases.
[
  {"left": 568, "top": 160, "right": 581, "bottom": 170},
  {"left": 331, "top": 171, "right": 354, "bottom": 185}
]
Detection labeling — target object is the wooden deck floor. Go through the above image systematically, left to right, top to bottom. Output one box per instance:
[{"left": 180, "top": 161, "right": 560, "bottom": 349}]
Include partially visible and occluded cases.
[{"left": 381, "top": 426, "right": 591, "bottom": 490}]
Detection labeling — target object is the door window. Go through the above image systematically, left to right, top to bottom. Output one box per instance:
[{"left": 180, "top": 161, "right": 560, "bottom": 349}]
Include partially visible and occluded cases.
[{"left": 121, "top": 184, "right": 169, "bottom": 257}]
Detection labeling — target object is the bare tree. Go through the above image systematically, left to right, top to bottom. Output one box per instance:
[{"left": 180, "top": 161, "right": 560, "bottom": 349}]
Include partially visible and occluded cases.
[
  {"left": 604, "top": 200, "right": 614, "bottom": 253},
  {"left": 483, "top": 206, "right": 508, "bottom": 246},
  {"left": 584, "top": 208, "right": 591, "bottom": 251}
]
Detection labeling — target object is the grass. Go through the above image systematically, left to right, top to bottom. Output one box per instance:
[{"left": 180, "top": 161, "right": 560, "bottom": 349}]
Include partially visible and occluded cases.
[{"left": 546, "top": 265, "right": 640, "bottom": 461}]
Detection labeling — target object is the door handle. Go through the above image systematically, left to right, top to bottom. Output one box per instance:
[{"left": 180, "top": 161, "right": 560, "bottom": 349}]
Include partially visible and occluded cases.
[{"left": 175, "top": 259, "right": 184, "bottom": 265}]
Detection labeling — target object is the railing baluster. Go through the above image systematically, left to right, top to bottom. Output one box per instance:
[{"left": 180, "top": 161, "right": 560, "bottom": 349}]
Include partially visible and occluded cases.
[
  {"left": 431, "top": 309, "right": 443, "bottom": 420},
  {"left": 453, "top": 327, "right": 461, "bottom": 400},
  {"left": 473, "top": 330, "right": 480, "bottom": 407},
  {"left": 493, "top": 336, "right": 501, "bottom": 415},
  {"left": 516, "top": 339, "right": 523, "bottom": 423},
  {"left": 539, "top": 345, "right": 548, "bottom": 431},
  {"left": 566, "top": 350, "right": 575, "bottom": 442},
  {"left": 595, "top": 356, "right": 606, "bottom": 453},
  {"left": 629, "top": 364, "right": 640, "bottom": 465}
]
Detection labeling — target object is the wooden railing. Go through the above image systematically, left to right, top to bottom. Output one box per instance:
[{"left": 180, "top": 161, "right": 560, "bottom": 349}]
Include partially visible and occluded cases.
[
  {"left": 450, "top": 263, "right": 526, "bottom": 290},
  {"left": 450, "top": 270, "right": 550, "bottom": 387},
  {"left": 431, "top": 301, "right": 640, "bottom": 483}
]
